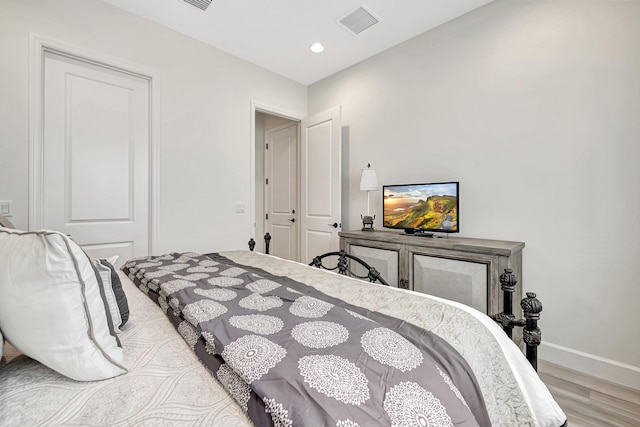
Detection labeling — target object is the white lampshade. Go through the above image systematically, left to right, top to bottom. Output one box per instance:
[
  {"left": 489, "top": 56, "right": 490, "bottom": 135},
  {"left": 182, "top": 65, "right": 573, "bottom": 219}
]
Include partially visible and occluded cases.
[{"left": 359, "top": 167, "right": 379, "bottom": 191}]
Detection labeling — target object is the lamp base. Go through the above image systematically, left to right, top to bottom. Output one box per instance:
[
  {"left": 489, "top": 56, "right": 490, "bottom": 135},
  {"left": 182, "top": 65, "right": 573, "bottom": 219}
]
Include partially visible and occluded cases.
[{"left": 361, "top": 215, "right": 375, "bottom": 232}]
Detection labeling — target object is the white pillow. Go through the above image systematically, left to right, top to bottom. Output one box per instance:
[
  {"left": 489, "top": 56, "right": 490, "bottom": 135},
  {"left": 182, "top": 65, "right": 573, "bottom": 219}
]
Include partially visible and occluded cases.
[{"left": 0, "top": 227, "right": 127, "bottom": 381}]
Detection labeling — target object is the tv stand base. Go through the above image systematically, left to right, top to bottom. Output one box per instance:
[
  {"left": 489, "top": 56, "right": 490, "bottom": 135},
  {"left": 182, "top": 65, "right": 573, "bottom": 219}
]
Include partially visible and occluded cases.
[{"left": 403, "top": 230, "right": 434, "bottom": 238}]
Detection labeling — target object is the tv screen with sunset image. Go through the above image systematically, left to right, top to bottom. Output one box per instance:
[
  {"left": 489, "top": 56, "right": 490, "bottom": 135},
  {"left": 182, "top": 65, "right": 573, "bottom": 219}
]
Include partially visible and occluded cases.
[{"left": 383, "top": 182, "right": 459, "bottom": 233}]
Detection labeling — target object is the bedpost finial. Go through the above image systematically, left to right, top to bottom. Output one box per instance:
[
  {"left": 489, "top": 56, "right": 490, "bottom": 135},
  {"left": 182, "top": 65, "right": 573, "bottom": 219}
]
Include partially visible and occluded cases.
[
  {"left": 264, "top": 232, "right": 271, "bottom": 255},
  {"left": 248, "top": 238, "right": 256, "bottom": 251},
  {"left": 499, "top": 268, "right": 517, "bottom": 292},
  {"left": 521, "top": 292, "right": 543, "bottom": 319}
]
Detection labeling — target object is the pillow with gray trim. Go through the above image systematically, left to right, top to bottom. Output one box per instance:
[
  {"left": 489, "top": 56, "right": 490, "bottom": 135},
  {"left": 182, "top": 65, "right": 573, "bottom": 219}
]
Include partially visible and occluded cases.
[
  {"left": 0, "top": 227, "right": 127, "bottom": 381},
  {"left": 93, "top": 257, "right": 129, "bottom": 331}
]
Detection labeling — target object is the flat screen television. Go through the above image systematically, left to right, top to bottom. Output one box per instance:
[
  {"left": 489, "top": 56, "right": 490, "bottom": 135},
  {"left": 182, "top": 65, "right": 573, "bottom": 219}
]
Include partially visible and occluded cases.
[{"left": 383, "top": 182, "right": 459, "bottom": 235}]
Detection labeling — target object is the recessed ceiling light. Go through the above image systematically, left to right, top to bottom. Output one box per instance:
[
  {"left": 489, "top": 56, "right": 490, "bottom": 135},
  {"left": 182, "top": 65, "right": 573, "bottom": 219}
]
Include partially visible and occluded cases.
[{"left": 310, "top": 42, "right": 325, "bottom": 53}]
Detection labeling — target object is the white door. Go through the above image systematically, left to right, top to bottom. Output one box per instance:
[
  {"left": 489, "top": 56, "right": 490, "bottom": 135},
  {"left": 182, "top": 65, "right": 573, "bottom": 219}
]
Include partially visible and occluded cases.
[
  {"left": 42, "top": 52, "right": 150, "bottom": 263},
  {"left": 300, "top": 106, "right": 342, "bottom": 263},
  {"left": 265, "top": 124, "right": 298, "bottom": 261}
]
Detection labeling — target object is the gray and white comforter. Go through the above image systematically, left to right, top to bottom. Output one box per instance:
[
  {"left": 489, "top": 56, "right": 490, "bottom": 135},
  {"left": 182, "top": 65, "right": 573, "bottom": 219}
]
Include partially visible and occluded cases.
[{"left": 123, "top": 252, "right": 492, "bottom": 427}]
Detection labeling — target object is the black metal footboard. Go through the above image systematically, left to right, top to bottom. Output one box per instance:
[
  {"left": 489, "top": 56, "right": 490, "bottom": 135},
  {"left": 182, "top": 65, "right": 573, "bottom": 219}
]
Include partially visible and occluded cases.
[
  {"left": 247, "top": 234, "right": 387, "bottom": 285},
  {"left": 309, "top": 250, "right": 389, "bottom": 286}
]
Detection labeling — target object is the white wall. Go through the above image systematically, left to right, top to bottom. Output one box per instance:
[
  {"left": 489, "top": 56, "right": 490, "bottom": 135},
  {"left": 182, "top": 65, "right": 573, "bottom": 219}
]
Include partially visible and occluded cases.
[
  {"left": 0, "top": 0, "right": 306, "bottom": 253},
  {"left": 309, "top": 0, "right": 640, "bottom": 388}
]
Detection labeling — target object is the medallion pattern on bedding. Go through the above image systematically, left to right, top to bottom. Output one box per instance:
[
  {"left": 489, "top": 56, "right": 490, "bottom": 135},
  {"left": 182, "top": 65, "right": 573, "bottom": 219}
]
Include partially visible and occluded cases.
[
  {"left": 223, "top": 250, "right": 537, "bottom": 426},
  {"left": 123, "top": 252, "right": 490, "bottom": 427}
]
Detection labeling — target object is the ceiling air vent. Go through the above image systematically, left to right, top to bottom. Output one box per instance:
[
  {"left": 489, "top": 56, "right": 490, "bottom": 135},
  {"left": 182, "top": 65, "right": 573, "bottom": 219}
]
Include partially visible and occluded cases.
[
  {"left": 182, "top": 0, "right": 212, "bottom": 12},
  {"left": 337, "top": 5, "right": 381, "bottom": 36}
]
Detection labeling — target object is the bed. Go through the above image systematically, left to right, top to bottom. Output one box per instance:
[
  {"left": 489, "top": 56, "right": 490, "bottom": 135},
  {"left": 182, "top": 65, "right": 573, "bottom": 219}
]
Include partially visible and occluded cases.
[{"left": 0, "top": 226, "right": 566, "bottom": 427}]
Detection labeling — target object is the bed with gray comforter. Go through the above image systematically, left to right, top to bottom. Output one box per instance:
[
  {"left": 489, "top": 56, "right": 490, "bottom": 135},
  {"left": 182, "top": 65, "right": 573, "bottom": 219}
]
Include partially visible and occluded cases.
[{"left": 0, "top": 250, "right": 566, "bottom": 426}]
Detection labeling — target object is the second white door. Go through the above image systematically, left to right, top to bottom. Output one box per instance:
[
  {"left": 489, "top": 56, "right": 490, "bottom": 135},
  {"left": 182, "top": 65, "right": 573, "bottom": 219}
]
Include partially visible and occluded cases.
[{"left": 265, "top": 124, "right": 298, "bottom": 260}]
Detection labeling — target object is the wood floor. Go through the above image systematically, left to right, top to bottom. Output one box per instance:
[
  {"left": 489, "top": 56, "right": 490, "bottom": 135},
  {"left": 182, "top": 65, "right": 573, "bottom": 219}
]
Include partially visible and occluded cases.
[{"left": 538, "top": 360, "right": 640, "bottom": 427}]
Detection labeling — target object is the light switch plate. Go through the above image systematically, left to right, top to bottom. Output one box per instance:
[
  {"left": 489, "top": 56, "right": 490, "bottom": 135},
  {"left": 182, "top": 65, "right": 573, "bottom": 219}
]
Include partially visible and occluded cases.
[
  {"left": 0, "top": 200, "right": 12, "bottom": 217},
  {"left": 235, "top": 202, "right": 245, "bottom": 213}
]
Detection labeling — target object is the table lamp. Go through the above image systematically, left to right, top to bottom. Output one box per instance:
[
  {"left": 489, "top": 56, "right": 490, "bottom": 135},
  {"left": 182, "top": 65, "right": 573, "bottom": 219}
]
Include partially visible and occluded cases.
[{"left": 359, "top": 163, "right": 378, "bottom": 231}]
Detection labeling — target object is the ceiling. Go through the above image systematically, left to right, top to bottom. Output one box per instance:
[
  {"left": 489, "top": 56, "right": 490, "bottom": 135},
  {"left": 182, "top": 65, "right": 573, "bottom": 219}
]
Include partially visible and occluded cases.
[{"left": 102, "top": 0, "right": 493, "bottom": 85}]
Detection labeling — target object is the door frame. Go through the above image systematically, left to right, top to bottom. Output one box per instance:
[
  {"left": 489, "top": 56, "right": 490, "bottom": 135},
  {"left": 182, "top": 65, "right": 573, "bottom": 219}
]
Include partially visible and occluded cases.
[
  {"left": 29, "top": 34, "right": 161, "bottom": 253},
  {"left": 250, "top": 101, "right": 303, "bottom": 254}
]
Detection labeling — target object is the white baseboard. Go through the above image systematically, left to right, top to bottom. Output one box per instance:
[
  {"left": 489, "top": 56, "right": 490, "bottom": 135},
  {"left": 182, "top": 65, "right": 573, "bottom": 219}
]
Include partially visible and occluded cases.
[{"left": 540, "top": 342, "right": 640, "bottom": 391}]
